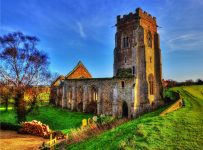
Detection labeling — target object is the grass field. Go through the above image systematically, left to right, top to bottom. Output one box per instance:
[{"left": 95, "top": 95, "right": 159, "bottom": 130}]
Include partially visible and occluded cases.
[
  {"left": 68, "top": 85, "right": 203, "bottom": 150},
  {"left": 0, "top": 105, "right": 93, "bottom": 133}
]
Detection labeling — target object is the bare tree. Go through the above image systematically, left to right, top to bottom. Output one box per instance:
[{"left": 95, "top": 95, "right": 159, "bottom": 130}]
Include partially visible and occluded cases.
[{"left": 0, "top": 32, "right": 50, "bottom": 123}]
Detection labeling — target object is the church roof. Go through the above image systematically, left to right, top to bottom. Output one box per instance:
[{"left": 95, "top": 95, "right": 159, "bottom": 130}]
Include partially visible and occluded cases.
[
  {"left": 65, "top": 61, "right": 92, "bottom": 79},
  {"left": 51, "top": 75, "right": 65, "bottom": 86}
]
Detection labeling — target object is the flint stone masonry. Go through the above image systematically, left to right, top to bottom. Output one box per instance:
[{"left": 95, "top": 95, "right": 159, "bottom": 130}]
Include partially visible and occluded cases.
[{"left": 52, "top": 8, "right": 163, "bottom": 118}]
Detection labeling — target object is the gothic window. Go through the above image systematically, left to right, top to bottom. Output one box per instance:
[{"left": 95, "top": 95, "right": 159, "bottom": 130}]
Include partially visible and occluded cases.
[
  {"left": 147, "top": 31, "right": 152, "bottom": 48},
  {"left": 123, "top": 37, "right": 129, "bottom": 48},
  {"left": 124, "top": 56, "right": 127, "bottom": 64},
  {"left": 150, "top": 57, "right": 152, "bottom": 63},
  {"left": 132, "top": 66, "right": 135, "bottom": 75},
  {"left": 148, "top": 74, "right": 154, "bottom": 95},
  {"left": 91, "top": 86, "right": 98, "bottom": 101},
  {"left": 68, "top": 89, "right": 72, "bottom": 103}
]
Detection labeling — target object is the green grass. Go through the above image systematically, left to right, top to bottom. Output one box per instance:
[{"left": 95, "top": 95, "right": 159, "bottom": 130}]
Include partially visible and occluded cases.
[
  {"left": 68, "top": 85, "right": 203, "bottom": 150},
  {"left": 0, "top": 105, "right": 93, "bottom": 134}
]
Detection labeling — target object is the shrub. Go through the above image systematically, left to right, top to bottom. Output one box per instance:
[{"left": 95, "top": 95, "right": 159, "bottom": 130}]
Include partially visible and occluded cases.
[
  {"left": 116, "top": 68, "right": 133, "bottom": 77},
  {"left": 164, "top": 90, "right": 180, "bottom": 103},
  {"left": 97, "top": 115, "right": 114, "bottom": 124},
  {"left": 66, "top": 118, "right": 128, "bottom": 145},
  {"left": 0, "top": 122, "right": 21, "bottom": 131}
]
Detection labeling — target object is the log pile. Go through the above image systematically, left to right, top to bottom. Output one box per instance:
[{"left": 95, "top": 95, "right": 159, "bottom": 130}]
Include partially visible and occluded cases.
[{"left": 19, "top": 120, "right": 51, "bottom": 138}]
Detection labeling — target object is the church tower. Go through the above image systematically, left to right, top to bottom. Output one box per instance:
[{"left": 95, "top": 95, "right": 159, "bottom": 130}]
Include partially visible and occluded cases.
[{"left": 114, "top": 8, "right": 162, "bottom": 113}]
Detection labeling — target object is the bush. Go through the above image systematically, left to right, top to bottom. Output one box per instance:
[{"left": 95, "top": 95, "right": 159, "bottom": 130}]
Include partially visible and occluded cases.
[
  {"left": 116, "top": 68, "right": 133, "bottom": 77},
  {"left": 164, "top": 90, "right": 180, "bottom": 103},
  {"left": 97, "top": 114, "right": 114, "bottom": 124},
  {"left": 0, "top": 122, "right": 21, "bottom": 131}
]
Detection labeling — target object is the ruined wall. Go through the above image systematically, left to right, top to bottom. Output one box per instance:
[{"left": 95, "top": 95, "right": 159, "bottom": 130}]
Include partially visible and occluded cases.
[{"left": 60, "top": 77, "right": 135, "bottom": 118}]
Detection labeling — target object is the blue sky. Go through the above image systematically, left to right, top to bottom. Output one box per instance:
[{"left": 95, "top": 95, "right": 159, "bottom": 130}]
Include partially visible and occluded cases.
[{"left": 1, "top": 0, "right": 203, "bottom": 81}]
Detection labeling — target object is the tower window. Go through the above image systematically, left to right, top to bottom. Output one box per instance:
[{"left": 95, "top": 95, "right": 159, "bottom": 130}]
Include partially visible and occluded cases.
[
  {"left": 147, "top": 31, "right": 152, "bottom": 48},
  {"left": 123, "top": 37, "right": 129, "bottom": 48},
  {"left": 126, "top": 37, "right": 129, "bottom": 47},
  {"left": 124, "top": 57, "right": 127, "bottom": 63},
  {"left": 150, "top": 57, "right": 152, "bottom": 63},
  {"left": 132, "top": 66, "right": 135, "bottom": 75},
  {"left": 148, "top": 74, "right": 154, "bottom": 95},
  {"left": 121, "top": 81, "right": 125, "bottom": 88}
]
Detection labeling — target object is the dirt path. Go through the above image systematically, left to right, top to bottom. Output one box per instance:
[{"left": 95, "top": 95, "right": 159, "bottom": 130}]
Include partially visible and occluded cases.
[{"left": 0, "top": 130, "right": 49, "bottom": 150}]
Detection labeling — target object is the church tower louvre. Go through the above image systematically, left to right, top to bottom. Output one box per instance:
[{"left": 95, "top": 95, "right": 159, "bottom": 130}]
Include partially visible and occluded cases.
[{"left": 114, "top": 8, "right": 163, "bottom": 112}]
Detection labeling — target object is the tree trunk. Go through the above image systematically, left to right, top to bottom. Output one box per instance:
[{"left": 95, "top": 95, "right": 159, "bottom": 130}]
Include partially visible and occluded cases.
[
  {"left": 15, "top": 90, "right": 26, "bottom": 123},
  {"left": 26, "top": 96, "right": 37, "bottom": 115},
  {"left": 5, "top": 98, "right": 8, "bottom": 111}
]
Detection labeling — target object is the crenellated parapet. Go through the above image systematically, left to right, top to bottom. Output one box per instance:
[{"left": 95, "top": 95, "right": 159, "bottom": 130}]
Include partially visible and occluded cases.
[
  {"left": 116, "top": 8, "right": 157, "bottom": 33},
  {"left": 117, "top": 8, "right": 156, "bottom": 23},
  {"left": 136, "top": 8, "right": 156, "bottom": 22}
]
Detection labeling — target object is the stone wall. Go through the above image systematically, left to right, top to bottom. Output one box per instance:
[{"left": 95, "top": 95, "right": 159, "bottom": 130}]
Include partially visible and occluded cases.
[{"left": 59, "top": 77, "right": 135, "bottom": 118}]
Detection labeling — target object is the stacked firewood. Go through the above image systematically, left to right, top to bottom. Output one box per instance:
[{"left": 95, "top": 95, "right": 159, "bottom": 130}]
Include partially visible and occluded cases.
[{"left": 19, "top": 120, "right": 51, "bottom": 138}]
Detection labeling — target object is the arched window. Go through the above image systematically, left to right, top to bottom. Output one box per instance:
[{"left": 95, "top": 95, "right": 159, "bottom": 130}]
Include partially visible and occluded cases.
[
  {"left": 147, "top": 31, "right": 152, "bottom": 48},
  {"left": 123, "top": 37, "right": 129, "bottom": 48},
  {"left": 148, "top": 74, "right": 154, "bottom": 95},
  {"left": 91, "top": 86, "right": 98, "bottom": 101},
  {"left": 68, "top": 88, "right": 72, "bottom": 103}
]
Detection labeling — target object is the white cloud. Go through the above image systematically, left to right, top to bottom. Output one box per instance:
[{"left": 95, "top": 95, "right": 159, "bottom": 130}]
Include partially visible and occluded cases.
[
  {"left": 76, "top": 22, "right": 86, "bottom": 38},
  {"left": 163, "top": 32, "right": 203, "bottom": 52}
]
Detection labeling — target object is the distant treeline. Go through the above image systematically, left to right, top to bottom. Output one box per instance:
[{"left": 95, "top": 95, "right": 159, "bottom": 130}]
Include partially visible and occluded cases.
[{"left": 163, "top": 79, "right": 203, "bottom": 89}]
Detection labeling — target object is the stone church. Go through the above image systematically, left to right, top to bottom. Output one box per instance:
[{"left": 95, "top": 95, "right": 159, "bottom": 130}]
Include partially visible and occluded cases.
[{"left": 51, "top": 8, "right": 163, "bottom": 118}]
